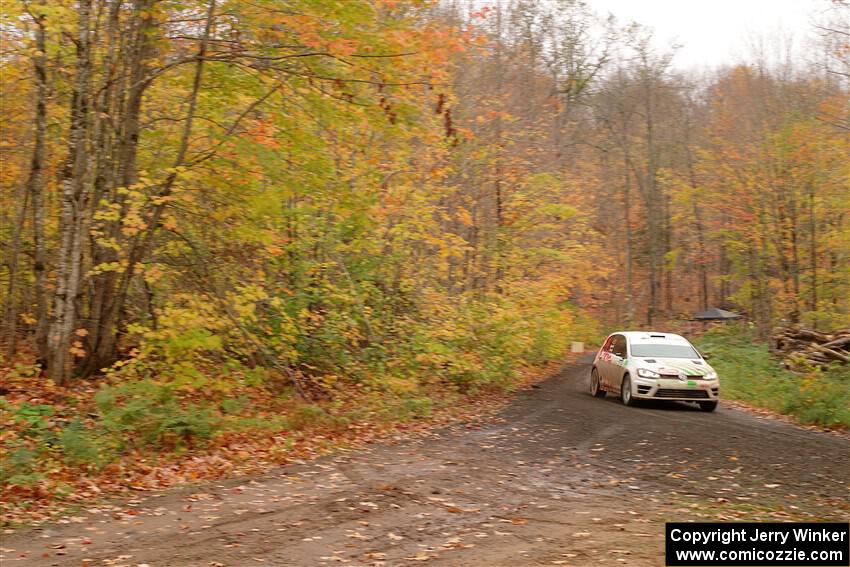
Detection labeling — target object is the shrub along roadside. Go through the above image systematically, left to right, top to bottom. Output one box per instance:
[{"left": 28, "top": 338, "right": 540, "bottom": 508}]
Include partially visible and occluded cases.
[
  {"left": 0, "top": 293, "right": 599, "bottom": 526},
  {"left": 697, "top": 326, "right": 850, "bottom": 429},
  {"left": 0, "top": 365, "right": 557, "bottom": 526}
]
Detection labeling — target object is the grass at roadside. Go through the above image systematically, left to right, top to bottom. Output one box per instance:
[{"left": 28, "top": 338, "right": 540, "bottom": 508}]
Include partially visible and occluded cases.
[{"left": 697, "top": 326, "right": 850, "bottom": 429}]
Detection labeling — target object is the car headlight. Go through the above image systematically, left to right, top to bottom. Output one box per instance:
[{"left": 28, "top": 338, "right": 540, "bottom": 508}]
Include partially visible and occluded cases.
[
  {"left": 637, "top": 368, "right": 660, "bottom": 379},
  {"left": 706, "top": 370, "right": 718, "bottom": 380}
]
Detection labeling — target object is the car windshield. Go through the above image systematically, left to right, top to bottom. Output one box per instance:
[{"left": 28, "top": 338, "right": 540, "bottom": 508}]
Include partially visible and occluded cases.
[{"left": 630, "top": 343, "right": 700, "bottom": 359}]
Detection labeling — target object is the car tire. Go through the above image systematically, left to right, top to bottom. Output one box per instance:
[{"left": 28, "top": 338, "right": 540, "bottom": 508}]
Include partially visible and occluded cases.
[
  {"left": 590, "top": 368, "right": 606, "bottom": 398},
  {"left": 621, "top": 375, "right": 635, "bottom": 407},
  {"left": 698, "top": 401, "right": 718, "bottom": 412}
]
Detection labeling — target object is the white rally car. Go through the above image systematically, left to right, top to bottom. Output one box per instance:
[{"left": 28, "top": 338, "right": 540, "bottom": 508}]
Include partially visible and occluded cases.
[{"left": 590, "top": 331, "right": 719, "bottom": 412}]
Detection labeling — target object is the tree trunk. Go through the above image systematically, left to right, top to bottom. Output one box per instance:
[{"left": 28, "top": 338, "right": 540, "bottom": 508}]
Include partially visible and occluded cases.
[
  {"left": 47, "top": 0, "right": 94, "bottom": 383},
  {"left": 83, "top": 0, "right": 156, "bottom": 375},
  {"left": 86, "top": 0, "right": 217, "bottom": 375},
  {"left": 2, "top": 2, "right": 48, "bottom": 360},
  {"left": 492, "top": 4, "right": 504, "bottom": 292},
  {"left": 31, "top": 11, "right": 49, "bottom": 363},
  {"left": 644, "top": 111, "right": 659, "bottom": 325},
  {"left": 684, "top": 140, "right": 709, "bottom": 311},
  {"left": 623, "top": 152, "right": 633, "bottom": 324},
  {"left": 808, "top": 183, "right": 818, "bottom": 318},
  {"left": 3, "top": 189, "right": 28, "bottom": 358},
  {"left": 789, "top": 189, "right": 801, "bottom": 323},
  {"left": 663, "top": 194, "right": 673, "bottom": 318},
  {"left": 693, "top": 202, "right": 709, "bottom": 310}
]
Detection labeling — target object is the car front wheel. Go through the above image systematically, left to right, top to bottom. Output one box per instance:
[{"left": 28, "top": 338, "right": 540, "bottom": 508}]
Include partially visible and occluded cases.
[
  {"left": 590, "top": 368, "right": 606, "bottom": 398},
  {"left": 621, "top": 375, "right": 635, "bottom": 406},
  {"left": 698, "top": 401, "right": 718, "bottom": 412}
]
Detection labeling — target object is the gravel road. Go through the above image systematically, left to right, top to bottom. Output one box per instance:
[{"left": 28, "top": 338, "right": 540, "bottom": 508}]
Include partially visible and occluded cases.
[{"left": 3, "top": 357, "right": 849, "bottom": 566}]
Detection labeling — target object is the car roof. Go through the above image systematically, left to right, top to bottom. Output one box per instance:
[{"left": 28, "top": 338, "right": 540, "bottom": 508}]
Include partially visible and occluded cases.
[{"left": 608, "top": 331, "right": 690, "bottom": 343}]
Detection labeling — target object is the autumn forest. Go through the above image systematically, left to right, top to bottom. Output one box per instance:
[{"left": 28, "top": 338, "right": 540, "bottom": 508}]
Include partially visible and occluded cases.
[{"left": 0, "top": 0, "right": 848, "bottom": 523}]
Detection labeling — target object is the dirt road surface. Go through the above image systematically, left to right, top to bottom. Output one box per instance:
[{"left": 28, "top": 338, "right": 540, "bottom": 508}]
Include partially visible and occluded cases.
[{"left": 3, "top": 358, "right": 849, "bottom": 566}]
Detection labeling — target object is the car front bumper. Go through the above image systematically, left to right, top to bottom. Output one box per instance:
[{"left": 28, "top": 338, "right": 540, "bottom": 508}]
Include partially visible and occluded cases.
[{"left": 632, "top": 377, "right": 720, "bottom": 401}]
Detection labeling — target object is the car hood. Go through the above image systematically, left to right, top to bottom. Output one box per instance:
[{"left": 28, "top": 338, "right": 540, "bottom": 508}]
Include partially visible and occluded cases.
[{"left": 634, "top": 357, "right": 715, "bottom": 377}]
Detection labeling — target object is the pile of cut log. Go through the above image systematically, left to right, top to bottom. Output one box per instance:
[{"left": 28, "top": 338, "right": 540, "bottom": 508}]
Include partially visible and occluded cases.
[{"left": 772, "top": 328, "right": 850, "bottom": 369}]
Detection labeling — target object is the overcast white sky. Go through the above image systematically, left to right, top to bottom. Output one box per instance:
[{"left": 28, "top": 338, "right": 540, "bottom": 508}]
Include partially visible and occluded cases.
[{"left": 585, "top": 0, "right": 825, "bottom": 70}]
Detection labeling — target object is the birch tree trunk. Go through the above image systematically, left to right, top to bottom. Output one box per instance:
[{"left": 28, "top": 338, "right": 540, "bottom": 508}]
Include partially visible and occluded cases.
[{"left": 47, "top": 0, "right": 93, "bottom": 383}]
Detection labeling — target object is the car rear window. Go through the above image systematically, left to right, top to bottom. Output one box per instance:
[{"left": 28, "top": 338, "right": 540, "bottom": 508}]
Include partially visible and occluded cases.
[{"left": 630, "top": 343, "right": 699, "bottom": 358}]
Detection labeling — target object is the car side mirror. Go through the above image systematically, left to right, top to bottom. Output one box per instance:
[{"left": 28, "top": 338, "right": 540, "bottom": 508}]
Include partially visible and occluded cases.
[{"left": 701, "top": 353, "right": 711, "bottom": 360}]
